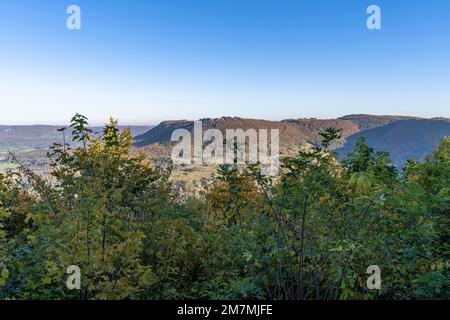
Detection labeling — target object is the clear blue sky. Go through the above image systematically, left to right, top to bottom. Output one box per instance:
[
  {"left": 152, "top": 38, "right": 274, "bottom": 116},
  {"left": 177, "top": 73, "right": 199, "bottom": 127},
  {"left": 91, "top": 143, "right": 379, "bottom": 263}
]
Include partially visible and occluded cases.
[{"left": 1, "top": 0, "right": 449, "bottom": 125}]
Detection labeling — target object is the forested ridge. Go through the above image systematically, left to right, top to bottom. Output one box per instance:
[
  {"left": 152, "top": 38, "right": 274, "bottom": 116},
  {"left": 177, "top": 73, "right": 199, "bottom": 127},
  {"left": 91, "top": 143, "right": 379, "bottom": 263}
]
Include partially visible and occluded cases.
[{"left": 0, "top": 114, "right": 448, "bottom": 300}]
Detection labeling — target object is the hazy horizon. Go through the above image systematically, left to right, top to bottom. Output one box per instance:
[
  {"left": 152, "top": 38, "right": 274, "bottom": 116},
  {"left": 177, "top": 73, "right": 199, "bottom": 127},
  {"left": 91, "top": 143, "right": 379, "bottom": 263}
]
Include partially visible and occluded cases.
[{"left": 0, "top": 112, "right": 449, "bottom": 127}]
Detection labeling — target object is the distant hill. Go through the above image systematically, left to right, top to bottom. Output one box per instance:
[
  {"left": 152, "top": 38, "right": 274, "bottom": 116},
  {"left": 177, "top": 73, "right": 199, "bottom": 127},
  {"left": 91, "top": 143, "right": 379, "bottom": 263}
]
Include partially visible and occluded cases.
[
  {"left": 338, "top": 114, "right": 421, "bottom": 131},
  {"left": 2, "top": 115, "right": 449, "bottom": 171},
  {"left": 134, "top": 115, "right": 449, "bottom": 168},
  {"left": 135, "top": 115, "right": 438, "bottom": 150},
  {"left": 134, "top": 117, "right": 362, "bottom": 152},
  {"left": 134, "top": 117, "right": 312, "bottom": 153},
  {"left": 337, "top": 119, "right": 450, "bottom": 167},
  {"left": 0, "top": 125, "right": 153, "bottom": 152}
]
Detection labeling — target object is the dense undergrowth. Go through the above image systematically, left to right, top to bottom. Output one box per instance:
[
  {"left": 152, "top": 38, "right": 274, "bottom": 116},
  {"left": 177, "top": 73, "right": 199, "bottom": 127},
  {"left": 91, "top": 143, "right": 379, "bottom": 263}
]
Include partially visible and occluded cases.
[{"left": 1, "top": 114, "right": 448, "bottom": 299}]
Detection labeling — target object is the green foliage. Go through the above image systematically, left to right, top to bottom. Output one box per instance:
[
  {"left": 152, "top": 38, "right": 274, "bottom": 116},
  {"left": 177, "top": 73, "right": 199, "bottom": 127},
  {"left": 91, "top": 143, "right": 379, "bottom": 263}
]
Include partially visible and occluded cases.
[{"left": 1, "top": 117, "right": 448, "bottom": 300}]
